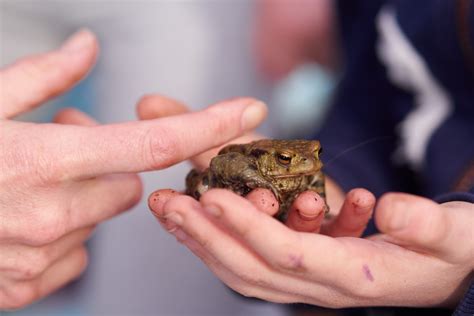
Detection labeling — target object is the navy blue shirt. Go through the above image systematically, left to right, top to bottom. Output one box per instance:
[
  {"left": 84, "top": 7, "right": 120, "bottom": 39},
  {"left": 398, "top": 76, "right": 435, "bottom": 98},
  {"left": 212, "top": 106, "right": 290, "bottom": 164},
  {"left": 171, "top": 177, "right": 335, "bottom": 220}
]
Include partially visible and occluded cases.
[{"left": 313, "top": 1, "right": 474, "bottom": 315}]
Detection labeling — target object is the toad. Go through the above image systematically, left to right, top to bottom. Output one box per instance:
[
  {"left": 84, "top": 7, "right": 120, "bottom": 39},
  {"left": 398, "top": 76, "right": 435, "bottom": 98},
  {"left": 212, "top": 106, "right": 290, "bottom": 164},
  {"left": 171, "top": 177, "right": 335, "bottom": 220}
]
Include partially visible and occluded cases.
[{"left": 185, "top": 139, "right": 328, "bottom": 221}]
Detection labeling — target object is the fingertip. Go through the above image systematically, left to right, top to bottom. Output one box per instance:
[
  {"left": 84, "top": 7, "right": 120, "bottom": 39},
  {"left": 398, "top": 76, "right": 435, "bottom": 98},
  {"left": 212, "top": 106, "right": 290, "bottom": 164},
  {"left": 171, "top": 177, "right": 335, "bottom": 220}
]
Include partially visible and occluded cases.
[
  {"left": 60, "top": 28, "right": 99, "bottom": 74},
  {"left": 61, "top": 29, "right": 97, "bottom": 53},
  {"left": 136, "top": 94, "right": 188, "bottom": 120},
  {"left": 205, "top": 97, "right": 268, "bottom": 132},
  {"left": 53, "top": 108, "right": 98, "bottom": 126},
  {"left": 246, "top": 188, "right": 279, "bottom": 216},
  {"left": 346, "top": 188, "right": 375, "bottom": 215},
  {"left": 148, "top": 189, "right": 182, "bottom": 218},
  {"left": 286, "top": 191, "right": 325, "bottom": 233},
  {"left": 294, "top": 191, "right": 326, "bottom": 220},
  {"left": 375, "top": 192, "right": 435, "bottom": 233},
  {"left": 286, "top": 207, "right": 324, "bottom": 233}
]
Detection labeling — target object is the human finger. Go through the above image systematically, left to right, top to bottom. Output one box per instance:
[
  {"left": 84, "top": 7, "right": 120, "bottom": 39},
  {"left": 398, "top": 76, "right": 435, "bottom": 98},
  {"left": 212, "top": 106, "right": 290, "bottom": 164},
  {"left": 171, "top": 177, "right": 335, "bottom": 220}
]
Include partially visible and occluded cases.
[
  {"left": 0, "top": 29, "right": 98, "bottom": 119},
  {"left": 135, "top": 94, "right": 264, "bottom": 170},
  {"left": 136, "top": 94, "right": 189, "bottom": 120},
  {"left": 38, "top": 98, "right": 267, "bottom": 179},
  {"left": 53, "top": 107, "right": 98, "bottom": 126},
  {"left": 0, "top": 173, "right": 141, "bottom": 246},
  {"left": 68, "top": 174, "right": 142, "bottom": 231},
  {"left": 245, "top": 188, "right": 279, "bottom": 216},
  {"left": 321, "top": 188, "right": 375, "bottom": 237},
  {"left": 148, "top": 189, "right": 182, "bottom": 231},
  {"left": 199, "top": 189, "right": 345, "bottom": 279},
  {"left": 285, "top": 191, "right": 326, "bottom": 233},
  {"left": 375, "top": 193, "right": 473, "bottom": 260},
  {"left": 161, "top": 195, "right": 333, "bottom": 304},
  {"left": 0, "top": 226, "right": 94, "bottom": 281},
  {"left": 168, "top": 228, "right": 307, "bottom": 304},
  {"left": 1, "top": 246, "right": 88, "bottom": 310}
]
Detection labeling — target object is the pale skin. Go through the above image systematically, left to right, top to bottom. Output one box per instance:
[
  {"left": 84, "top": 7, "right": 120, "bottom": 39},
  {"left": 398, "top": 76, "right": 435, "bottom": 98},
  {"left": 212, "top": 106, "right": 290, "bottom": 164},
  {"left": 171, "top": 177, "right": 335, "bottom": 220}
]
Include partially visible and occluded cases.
[
  {"left": 146, "top": 2, "right": 474, "bottom": 309},
  {"left": 0, "top": 30, "right": 268, "bottom": 310},
  {"left": 142, "top": 94, "right": 474, "bottom": 309},
  {"left": 149, "top": 186, "right": 474, "bottom": 308}
]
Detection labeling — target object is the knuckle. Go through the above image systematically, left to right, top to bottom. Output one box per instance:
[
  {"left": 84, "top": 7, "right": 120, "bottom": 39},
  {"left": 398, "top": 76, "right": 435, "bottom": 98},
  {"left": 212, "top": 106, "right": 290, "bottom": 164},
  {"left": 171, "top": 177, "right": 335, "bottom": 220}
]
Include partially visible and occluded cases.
[
  {"left": 143, "top": 127, "right": 181, "bottom": 170},
  {"left": 26, "top": 210, "right": 68, "bottom": 246},
  {"left": 11, "top": 249, "right": 50, "bottom": 280}
]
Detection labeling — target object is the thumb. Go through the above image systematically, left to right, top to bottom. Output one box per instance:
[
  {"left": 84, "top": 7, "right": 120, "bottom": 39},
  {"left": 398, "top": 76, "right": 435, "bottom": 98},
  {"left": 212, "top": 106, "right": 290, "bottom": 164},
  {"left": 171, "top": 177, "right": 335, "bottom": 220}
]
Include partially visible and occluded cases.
[{"left": 375, "top": 193, "right": 472, "bottom": 262}]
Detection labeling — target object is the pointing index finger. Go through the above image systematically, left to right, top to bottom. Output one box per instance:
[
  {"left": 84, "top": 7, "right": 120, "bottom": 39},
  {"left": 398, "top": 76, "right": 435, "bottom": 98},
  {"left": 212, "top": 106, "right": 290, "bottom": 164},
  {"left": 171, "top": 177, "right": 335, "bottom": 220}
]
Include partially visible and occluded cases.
[{"left": 47, "top": 98, "right": 267, "bottom": 179}]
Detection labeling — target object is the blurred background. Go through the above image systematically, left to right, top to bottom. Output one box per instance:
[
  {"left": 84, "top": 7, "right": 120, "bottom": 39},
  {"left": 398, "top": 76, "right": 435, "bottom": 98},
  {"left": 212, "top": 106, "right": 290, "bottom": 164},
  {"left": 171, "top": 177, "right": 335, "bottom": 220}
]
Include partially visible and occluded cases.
[{"left": 0, "top": 1, "right": 337, "bottom": 315}]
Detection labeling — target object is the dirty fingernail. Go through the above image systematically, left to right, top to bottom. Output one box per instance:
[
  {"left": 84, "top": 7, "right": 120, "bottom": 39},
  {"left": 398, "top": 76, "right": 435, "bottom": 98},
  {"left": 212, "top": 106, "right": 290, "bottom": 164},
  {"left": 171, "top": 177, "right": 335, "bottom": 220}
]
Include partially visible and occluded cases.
[{"left": 241, "top": 101, "right": 267, "bottom": 130}]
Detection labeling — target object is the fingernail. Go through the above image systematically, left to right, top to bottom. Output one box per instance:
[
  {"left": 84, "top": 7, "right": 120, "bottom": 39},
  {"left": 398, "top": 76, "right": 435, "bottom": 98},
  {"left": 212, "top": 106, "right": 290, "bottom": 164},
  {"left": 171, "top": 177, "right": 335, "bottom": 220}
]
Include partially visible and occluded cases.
[
  {"left": 61, "top": 29, "right": 94, "bottom": 53},
  {"left": 241, "top": 101, "right": 267, "bottom": 130},
  {"left": 204, "top": 204, "right": 222, "bottom": 217},
  {"left": 298, "top": 208, "right": 323, "bottom": 221},
  {"left": 165, "top": 212, "right": 183, "bottom": 226}
]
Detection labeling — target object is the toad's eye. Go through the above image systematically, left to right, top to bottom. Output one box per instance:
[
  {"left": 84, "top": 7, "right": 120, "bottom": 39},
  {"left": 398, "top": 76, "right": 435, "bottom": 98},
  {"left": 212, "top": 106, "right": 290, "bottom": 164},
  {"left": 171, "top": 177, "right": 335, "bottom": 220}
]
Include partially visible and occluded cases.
[
  {"left": 315, "top": 147, "right": 322, "bottom": 159},
  {"left": 277, "top": 153, "right": 292, "bottom": 165}
]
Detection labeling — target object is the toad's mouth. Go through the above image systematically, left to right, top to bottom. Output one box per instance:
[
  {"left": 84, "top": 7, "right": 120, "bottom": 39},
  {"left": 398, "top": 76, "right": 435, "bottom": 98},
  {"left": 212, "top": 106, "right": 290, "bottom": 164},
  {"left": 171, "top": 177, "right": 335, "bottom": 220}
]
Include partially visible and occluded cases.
[{"left": 272, "top": 172, "right": 317, "bottom": 178}]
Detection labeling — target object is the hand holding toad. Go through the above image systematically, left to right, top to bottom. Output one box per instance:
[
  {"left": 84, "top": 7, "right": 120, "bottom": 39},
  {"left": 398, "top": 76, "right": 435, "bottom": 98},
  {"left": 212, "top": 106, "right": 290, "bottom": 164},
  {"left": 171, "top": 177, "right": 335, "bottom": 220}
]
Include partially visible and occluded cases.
[{"left": 150, "top": 189, "right": 474, "bottom": 308}]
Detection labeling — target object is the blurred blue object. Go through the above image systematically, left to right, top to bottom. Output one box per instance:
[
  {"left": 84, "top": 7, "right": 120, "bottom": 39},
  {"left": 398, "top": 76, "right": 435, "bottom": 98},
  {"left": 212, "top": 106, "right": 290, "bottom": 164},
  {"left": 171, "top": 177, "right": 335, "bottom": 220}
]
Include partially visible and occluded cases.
[{"left": 272, "top": 63, "right": 336, "bottom": 138}]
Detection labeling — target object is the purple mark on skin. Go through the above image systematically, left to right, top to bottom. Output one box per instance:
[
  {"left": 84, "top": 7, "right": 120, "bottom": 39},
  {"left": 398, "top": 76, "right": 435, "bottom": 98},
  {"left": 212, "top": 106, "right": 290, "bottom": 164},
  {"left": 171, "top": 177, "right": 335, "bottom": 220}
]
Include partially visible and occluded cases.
[
  {"left": 288, "top": 254, "right": 304, "bottom": 270},
  {"left": 363, "top": 264, "right": 374, "bottom": 282}
]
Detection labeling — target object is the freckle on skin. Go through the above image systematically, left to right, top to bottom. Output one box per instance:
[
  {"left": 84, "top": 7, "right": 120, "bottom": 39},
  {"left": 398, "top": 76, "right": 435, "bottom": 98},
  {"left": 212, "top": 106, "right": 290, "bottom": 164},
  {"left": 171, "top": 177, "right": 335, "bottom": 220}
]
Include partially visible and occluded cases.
[{"left": 363, "top": 264, "right": 374, "bottom": 282}]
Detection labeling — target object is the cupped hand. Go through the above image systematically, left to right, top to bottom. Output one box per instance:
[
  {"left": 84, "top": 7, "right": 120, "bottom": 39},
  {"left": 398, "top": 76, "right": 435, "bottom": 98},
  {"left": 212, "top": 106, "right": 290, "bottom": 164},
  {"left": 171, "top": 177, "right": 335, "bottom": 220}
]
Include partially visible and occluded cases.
[
  {"left": 0, "top": 30, "right": 267, "bottom": 310},
  {"left": 138, "top": 95, "right": 375, "bottom": 234},
  {"left": 150, "top": 190, "right": 474, "bottom": 308}
]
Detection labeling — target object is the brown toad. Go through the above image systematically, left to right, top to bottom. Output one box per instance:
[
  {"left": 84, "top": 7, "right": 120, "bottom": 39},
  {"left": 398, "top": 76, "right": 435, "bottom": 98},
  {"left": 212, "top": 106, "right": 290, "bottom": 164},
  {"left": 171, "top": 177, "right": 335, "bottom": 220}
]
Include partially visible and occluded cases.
[{"left": 185, "top": 139, "right": 328, "bottom": 221}]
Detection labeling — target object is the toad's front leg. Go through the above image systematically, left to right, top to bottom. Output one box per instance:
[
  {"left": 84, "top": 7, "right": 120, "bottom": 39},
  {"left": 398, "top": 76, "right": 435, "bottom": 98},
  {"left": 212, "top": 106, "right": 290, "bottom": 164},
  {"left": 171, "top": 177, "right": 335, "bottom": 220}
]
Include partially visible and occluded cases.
[{"left": 209, "top": 152, "right": 280, "bottom": 199}]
